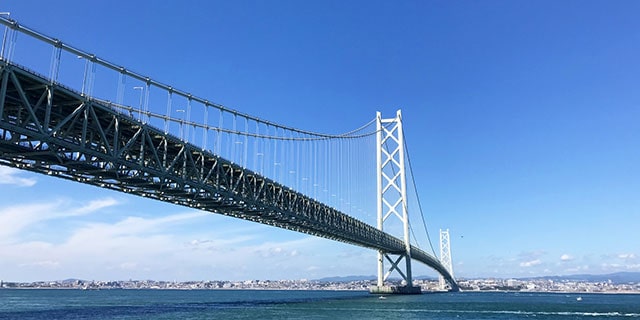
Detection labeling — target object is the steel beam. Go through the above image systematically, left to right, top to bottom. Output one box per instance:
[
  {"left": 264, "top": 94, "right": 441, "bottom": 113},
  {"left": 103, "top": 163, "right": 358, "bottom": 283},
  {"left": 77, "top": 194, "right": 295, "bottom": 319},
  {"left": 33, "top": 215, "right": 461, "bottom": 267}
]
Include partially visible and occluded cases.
[{"left": 0, "top": 59, "right": 458, "bottom": 291}]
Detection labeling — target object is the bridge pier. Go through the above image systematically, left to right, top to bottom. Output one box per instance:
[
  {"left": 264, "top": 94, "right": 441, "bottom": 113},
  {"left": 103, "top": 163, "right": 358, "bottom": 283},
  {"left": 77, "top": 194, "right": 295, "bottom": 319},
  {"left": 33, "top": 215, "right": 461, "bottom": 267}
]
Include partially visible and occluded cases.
[{"left": 369, "top": 285, "right": 421, "bottom": 295}]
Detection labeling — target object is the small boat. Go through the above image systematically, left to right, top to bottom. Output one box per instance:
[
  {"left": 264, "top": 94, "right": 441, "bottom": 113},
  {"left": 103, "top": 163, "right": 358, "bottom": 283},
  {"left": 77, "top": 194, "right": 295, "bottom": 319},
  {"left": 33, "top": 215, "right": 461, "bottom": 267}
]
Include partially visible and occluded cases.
[
  {"left": 379, "top": 296, "right": 387, "bottom": 300},
  {"left": 576, "top": 296, "right": 582, "bottom": 301}
]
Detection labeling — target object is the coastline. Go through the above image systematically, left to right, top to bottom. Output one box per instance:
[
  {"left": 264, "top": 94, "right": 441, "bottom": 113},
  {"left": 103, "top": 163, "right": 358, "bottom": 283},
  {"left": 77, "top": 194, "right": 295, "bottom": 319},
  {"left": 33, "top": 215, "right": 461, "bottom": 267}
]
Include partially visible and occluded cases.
[{"left": 2, "top": 278, "right": 639, "bottom": 294}]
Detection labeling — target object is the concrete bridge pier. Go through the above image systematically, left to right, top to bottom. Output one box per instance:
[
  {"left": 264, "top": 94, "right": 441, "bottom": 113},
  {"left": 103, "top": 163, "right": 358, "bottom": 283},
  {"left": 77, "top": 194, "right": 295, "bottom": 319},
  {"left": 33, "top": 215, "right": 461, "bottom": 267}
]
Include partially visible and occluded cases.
[{"left": 369, "top": 285, "right": 421, "bottom": 295}]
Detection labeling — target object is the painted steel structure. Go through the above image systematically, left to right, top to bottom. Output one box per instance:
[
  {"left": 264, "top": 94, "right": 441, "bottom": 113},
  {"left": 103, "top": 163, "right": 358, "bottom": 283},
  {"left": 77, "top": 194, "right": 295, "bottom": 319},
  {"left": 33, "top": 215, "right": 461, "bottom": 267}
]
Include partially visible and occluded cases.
[
  {"left": 0, "top": 16, "right": 458, "bottom": 291},
  {"left": 372, "top": 110, "right": 420, "bottom": 293},
  {"left": 439, "top": 229, "right": 454, "bottom": 290}
]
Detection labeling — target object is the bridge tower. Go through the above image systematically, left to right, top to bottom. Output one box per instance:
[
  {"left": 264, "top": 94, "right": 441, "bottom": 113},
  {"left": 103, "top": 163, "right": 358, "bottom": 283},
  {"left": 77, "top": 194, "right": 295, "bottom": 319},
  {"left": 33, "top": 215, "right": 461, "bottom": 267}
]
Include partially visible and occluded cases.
[
  {"left": 369, "top": 110, "right": 421, "bottom": 294},
  {"left": 439, "top": 229, "right": 454, "bottom": 290}
]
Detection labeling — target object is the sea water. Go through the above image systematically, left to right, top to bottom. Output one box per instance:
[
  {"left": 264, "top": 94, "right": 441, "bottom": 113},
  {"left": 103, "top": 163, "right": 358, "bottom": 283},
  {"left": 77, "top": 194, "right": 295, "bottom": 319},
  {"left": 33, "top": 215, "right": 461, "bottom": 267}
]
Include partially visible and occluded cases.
[{"left": 1, "top": 289, "right": 639, "bottom": 319}]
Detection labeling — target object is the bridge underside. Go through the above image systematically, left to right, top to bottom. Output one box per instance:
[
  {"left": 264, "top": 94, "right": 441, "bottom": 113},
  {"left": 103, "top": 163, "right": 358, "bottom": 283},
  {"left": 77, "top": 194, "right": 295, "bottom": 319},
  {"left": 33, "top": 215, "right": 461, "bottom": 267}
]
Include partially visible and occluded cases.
[{"left": 0, "top": 59, "right": 458, "bottom": 291}]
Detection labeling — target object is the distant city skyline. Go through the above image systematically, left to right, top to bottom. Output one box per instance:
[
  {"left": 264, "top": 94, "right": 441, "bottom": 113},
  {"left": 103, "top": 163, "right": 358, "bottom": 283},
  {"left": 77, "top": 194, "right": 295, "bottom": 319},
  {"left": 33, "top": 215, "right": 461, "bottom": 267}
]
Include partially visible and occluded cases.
[
  {"left": 1, "top": 0, "right": 639, "bottom": 282},
  {"left": 4, "top": 272, "right": 640, "bottom": 293}
]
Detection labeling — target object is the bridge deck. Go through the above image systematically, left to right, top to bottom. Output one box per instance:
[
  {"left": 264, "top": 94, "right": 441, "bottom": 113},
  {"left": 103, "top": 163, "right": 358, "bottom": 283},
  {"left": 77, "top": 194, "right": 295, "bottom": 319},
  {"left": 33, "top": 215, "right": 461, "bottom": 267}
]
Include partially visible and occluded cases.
[{"left": 0, "top": 59, "right": 458, "bottom": 291}]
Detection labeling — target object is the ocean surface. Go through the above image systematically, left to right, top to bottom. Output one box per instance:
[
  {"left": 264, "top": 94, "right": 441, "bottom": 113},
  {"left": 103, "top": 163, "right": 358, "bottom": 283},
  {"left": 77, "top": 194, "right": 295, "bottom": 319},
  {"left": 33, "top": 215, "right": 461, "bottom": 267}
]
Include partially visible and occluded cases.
[{"left": 0, "top": 289, "right": 638, "bottom": 319}]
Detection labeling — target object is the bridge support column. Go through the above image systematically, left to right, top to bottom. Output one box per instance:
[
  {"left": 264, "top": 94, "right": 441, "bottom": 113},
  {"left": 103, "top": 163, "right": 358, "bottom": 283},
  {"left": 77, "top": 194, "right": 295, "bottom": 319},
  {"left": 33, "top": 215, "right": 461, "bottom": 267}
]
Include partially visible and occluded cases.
[
  {"left": 370, "top": 110, "right": 420, "bottom": 295},
  {"left": 439, "top": 229, "right": 454, "bottom": 291},
  {"left": 369, "top": 284, "right": 421, "bottom": 294}
]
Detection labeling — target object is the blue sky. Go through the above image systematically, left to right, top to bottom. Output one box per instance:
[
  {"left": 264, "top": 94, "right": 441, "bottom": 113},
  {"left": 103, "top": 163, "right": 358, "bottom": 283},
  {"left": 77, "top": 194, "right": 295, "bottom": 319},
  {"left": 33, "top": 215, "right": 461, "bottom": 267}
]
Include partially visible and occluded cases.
[{"left": 1, "top": 0, "right": 639, "bottom": 282}]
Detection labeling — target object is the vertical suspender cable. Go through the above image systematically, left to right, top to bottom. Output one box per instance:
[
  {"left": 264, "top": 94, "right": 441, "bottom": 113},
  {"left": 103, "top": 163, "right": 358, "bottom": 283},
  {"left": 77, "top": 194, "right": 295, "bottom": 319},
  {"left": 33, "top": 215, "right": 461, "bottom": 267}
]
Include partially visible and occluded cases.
[
  {"left": 0, "top": 24, "right": 9, "bottom": 59},
  {"left": 48, "top": 44, "right": 61, "bottom": 83},
  {"left": 81, "top": 58, "right": 89, "bottom": 96},
  {"left": 116, "top": 72, "right": 126, "bottom": 107},
  {"left": 143, "top": 81, "right": 150, "bottom": 124},
  {"left": 164, "top": 91, "right": 172, "bottom": 134},
  {"left": 185, "top": 97, "right": 192, "bottom": 142},
  {"left": 202, "top": 103, "right": 208, "bottom": 151},
  {"left": 216, "top": 110, "right": 222, "bottom": 156},
  {"left": 231, "top": 113, "right": 237, "bottom": 163},
  {"left": 243, "top": 117, "right": 248, "bottom": 168},
  {"left": 253, "top": 121, "right": 259, "bottom": 173},
  {"left": 265, "top": 124, "right": 271, "bottom": 178},
  {"left": 272, "top": 126, "right": 278, "bottom": 179},
  {"left": 279, "top": 128, "right": 284, "bottom": 183},
  {"left": 291, "top": 130, "right": 295, "bottom": 185},
  {"left": 296, "top": 131, "right": 300, "bottom": 191},
  {"left": 303, "top": 134, "right": 308, "bottom": 194},
  {"left": 333, "top": 135, "right": 338, "bottom": 208},
  {"left": 339, "top": 137, "right": 343, "bottom": 212},
  {"left": 347, "top": 137, "right": 351, "bottom": 215},
  {"left": 313, "top": 138, "right": 318, "bottom": 200},
  {"left": 324, "top": 138, "right": 328, "bottom": 204}
]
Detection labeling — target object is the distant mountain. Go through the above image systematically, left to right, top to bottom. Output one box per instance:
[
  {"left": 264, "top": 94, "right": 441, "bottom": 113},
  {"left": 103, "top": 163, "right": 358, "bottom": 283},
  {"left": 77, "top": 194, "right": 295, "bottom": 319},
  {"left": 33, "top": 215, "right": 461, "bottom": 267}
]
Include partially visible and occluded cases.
[
  {"left": 315, "top": 272, "right": 640, "bottom": 284},
  {"left": 517, "top": 272, "right": 640, "bottom": 284},
  {"left": 315, "top": 275, "right": 376, "bottom": 282},
  {"left": 315, "top": 275, "right": 438, "bottom": 282},
  {"left": 60, "top": 278, "right": 85, "bottom": 284}
]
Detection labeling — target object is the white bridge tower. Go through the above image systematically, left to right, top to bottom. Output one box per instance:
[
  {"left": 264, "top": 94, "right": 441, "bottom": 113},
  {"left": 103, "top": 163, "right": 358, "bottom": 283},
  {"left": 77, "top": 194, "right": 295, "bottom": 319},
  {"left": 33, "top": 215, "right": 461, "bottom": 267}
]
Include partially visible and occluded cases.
[
  {"left": 369, "top": 110, "right": 420, "bottom": 294},
  {"left": 439, "top": 229, "right": 454, "bottom": 290}
]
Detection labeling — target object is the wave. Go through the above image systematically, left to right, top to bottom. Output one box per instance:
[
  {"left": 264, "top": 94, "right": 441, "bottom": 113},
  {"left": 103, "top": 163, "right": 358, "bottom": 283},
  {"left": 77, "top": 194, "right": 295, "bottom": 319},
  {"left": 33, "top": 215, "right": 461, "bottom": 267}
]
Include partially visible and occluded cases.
[
  {"left": 278, "top": 306, "right": 640, "bottom": 317},
  {"left": 393, "top": 309, "right": 640, "bottom": 317}
]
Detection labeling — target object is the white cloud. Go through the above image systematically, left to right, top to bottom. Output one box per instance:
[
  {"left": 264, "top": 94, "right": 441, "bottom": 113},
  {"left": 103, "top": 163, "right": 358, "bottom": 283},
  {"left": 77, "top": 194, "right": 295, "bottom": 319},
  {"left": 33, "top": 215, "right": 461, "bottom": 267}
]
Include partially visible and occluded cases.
[
  {"left": 0, "top": 166, "right": 37, "bottom": 187},
  {"left": 0, "top": 169, "right": 378, "bottom": 282},
  {"left": 0, "top": 198, "right": 120, "bottom": 240},
  {"left": 71, "top": 198, "right": 119, "bottom": 216},
  {"left": 0, "top": 202, "right": 61, "bottom": 239},
  {"left": 0, "top": 203, "right": 364, "bottom": 282},
  {"left": 0, "top": 210, "right": 209, "bottom": 281},
  {"left": 65, "top": 211, "right": 203, "bottom": 242},
  {"left": 249, "top": 238, "right": 321, "bottom": 260},
  {"left": 518, "top": 250, "right": 546, "bottom": 260},
  {"left": 618, "top": 253, "right": 636, "bottom": 260},
  {"left": 560, "top": 254, "right": 574, "bottom": 261},
  {"left": 598, "top": 255, "right": 640, "bottom": 272},
  {"left": 520, "top": 259, "right": 542, "bottom": 267},
  {"left": 19, "top": 260, "right": 60, "bottom": 269},
  {"left": 119, "top": 262, "right": 138, "bottom": 270},
  {"left": 601, "top": 263, "right": 622, "bottom": 271},
  {"left": 565, "top": 265, "right": 588, "bottom": 273}
]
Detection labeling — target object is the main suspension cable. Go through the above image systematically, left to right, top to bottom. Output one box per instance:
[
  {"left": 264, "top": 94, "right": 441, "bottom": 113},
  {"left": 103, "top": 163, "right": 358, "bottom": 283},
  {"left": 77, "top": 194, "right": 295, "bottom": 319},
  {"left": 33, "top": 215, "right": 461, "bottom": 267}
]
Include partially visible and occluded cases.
[{"left": 404, "top": 129, "right": 438, "bottom": 258}]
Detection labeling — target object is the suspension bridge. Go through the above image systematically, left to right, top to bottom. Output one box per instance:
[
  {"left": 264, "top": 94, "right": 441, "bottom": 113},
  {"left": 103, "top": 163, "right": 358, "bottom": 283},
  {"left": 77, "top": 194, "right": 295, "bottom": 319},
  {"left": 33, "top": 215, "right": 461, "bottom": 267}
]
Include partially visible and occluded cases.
[{"left": 0, "top": 16, "right": 458, "bottom": 293}]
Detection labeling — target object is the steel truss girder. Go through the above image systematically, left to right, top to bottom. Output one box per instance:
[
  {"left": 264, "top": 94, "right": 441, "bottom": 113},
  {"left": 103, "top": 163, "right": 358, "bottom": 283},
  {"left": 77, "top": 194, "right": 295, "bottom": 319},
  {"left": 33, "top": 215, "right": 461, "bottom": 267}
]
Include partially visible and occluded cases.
[
  {"left": 0, "top": 60, "right": 413, "bottom": 254},
  {"left": 0, "top": 60, "right": 458, "bottom": 290}
]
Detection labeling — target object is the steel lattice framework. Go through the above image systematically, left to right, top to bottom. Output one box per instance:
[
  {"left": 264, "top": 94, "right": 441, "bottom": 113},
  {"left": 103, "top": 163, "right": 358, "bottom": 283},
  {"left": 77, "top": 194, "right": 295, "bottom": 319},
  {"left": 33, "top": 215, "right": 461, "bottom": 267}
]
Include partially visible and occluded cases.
[
  {"left": 0, "top": 59, "right": 458, "bottom": 291},
  {"left": 374, "top": 110, "right": 416, "bottom": 292},
  {"left": 439, "top": 229, "right": 454, "bottom": 290}
]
